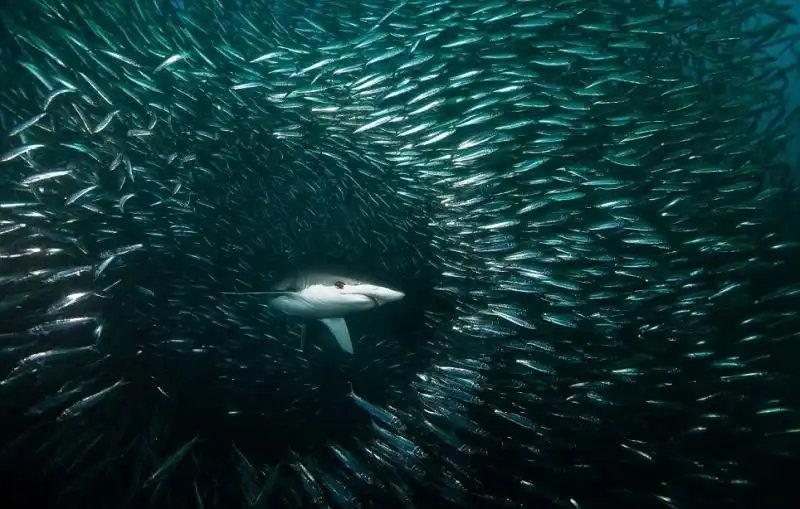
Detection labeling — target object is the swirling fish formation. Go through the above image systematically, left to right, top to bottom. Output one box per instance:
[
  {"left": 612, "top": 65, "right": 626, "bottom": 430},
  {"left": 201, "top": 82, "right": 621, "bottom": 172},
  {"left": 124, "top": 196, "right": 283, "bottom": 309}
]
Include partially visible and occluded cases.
[{"left": 1, "top": 0, "right": 799, "bottom": 508}]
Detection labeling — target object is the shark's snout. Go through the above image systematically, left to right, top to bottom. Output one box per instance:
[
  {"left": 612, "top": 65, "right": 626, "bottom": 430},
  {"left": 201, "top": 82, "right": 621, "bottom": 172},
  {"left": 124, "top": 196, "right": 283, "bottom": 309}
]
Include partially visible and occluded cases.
[
  {"left": 355, "top": 284, "right": 404, "bottom": 306},
  {"left": 377, "top": 288, "right": 405, "bottom": 303}
]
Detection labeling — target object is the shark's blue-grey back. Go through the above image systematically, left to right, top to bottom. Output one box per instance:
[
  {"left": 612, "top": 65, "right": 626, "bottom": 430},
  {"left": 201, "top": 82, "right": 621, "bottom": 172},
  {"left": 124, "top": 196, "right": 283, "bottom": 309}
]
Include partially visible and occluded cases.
[{"left": 272, "top": 269, "right": 397, "bottom": 292}]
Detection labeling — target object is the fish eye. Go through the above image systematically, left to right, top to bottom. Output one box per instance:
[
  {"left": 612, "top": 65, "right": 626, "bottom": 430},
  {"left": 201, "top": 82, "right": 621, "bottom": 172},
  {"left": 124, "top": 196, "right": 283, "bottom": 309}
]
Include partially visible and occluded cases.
[{"left": 334, "top": 281, "right": 345, "bottom": 289}]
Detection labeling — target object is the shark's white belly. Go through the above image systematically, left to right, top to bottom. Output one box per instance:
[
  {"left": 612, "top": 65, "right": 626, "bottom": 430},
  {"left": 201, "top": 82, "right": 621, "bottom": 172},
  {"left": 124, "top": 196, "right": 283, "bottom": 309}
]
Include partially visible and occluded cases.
[{"left": 268, "top": 286, "right": 376, "bottom": 319}]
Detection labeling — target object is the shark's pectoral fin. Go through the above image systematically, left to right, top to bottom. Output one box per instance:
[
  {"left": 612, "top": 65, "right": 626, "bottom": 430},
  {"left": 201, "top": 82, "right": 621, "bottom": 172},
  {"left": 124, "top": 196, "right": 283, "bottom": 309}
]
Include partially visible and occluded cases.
[{"left": 318, "top": 318, "right": 353, "bottom": 354}]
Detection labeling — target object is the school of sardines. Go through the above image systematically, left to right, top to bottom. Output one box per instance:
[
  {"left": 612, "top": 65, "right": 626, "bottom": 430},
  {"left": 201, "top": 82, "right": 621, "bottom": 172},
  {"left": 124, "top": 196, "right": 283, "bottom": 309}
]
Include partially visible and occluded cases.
[{"left": 0, "top": 0, "right": 799, "bottom": 508}]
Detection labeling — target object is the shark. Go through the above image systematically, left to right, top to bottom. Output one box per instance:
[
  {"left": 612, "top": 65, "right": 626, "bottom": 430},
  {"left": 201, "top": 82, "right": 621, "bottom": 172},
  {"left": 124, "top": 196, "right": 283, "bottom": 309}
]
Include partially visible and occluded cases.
[{"left": 221, "top": 270, "right": 405, "bottom": 354}]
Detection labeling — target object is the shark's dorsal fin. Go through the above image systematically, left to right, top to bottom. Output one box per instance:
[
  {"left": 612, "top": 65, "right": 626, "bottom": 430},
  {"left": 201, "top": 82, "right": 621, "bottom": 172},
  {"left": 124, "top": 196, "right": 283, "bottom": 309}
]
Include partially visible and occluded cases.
[{"left": 319, "top": 317, "right": 353, "bottom": 354}]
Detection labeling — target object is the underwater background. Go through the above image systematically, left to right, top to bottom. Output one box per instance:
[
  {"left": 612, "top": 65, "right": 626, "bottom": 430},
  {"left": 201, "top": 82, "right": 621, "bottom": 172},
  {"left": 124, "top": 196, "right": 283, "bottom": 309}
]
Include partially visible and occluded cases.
[{"left": 1, "top": 0, "right": 799, "bottom": 508}]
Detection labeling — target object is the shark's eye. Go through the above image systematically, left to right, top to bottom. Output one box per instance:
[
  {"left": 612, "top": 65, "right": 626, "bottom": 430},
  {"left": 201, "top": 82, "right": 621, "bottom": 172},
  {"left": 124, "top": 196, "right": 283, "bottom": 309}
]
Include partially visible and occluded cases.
[{"left": 334, "top": 281, "right": 345, "bottom": 289}]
